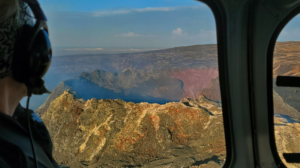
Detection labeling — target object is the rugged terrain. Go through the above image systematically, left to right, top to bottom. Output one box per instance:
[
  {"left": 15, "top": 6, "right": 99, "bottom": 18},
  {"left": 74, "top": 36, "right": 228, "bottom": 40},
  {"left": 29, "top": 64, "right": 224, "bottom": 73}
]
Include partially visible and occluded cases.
[
  {"left": 41, "top": 91, "right": 300, "bottom": 168},
  {"left": 42, "top": 91, "right": 226, "bottom": 168},
  {"left": 274, "top": 117, "right": 300, "bottom": 168}
]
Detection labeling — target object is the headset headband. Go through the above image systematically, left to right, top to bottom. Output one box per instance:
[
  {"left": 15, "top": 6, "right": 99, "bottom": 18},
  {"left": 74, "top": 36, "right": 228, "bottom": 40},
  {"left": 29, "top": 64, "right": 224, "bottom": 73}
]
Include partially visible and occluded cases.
[
  {"left": 22, "top": 0, "right": 49, "bottom": 50},
  {"left": 23, "top": 0, "right": 47, "bottom": 21}
]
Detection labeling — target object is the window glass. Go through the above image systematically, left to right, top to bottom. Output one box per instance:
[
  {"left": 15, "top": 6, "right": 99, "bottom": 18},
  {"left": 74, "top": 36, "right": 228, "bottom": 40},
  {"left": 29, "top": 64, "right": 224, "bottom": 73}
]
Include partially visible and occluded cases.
[
  {"left": 22, "top": 1, "right": 227, "bottom": 167},
  {"left": 273, "top": 14, "right": 300, "bottom": 167}
]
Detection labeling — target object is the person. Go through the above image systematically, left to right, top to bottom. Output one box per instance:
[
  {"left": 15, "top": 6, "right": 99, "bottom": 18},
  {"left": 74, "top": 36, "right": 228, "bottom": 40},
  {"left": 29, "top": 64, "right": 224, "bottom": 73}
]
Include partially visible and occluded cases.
[{"left": 0, "top": 0, "right": 59, "bottom": 167}]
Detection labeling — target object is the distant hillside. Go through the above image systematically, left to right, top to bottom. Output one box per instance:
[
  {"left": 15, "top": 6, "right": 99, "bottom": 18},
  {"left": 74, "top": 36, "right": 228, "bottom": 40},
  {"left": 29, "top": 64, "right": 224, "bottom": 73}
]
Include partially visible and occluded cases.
[
  {"left": 39, "top": 41, "right": 222, "bottom": 115},
  {"left": 273, "top": 41, "right": 300, "bottom": 77},
  {"left": 33, "top": 42, "right": 300, "bottom": 115},
  {"left": 48, "top": 42, "right": 300, "bottom": 77},
  {"left": 30, "top": 44, "right": 219, "bottom": 112},
  {"left": 48, "top": 44, "right": 218, "bottom": 75},
  {"left": 36, "top": 68, "right": 219, "bottom": 115},
  {"left": 198, "top": 77, "right": 300, "bottom": 119},
  {"left": 273, "top": 79, "right": 300, "bottom": 116}
]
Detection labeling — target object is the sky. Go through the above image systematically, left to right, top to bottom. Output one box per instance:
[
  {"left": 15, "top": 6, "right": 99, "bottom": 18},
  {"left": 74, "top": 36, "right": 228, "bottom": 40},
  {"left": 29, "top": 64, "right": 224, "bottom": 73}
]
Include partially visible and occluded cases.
[
  {"left": 36, "top": 0, "right": 300, "bottom": 54},
  {"left": 36, "top": 0, "right": 216, "bottom": 51},
  {"left": 277, "top": 15, "right": 300, "bottom": 41}
]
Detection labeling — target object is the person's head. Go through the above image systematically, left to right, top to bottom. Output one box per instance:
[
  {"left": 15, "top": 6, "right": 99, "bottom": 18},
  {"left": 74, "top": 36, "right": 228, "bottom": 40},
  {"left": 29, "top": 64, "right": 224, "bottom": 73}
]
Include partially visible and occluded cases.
[
  {"left": 0, "top": 0, "right": 28, "bottom": 98},
  {"left": 0, "top": 0, "right": 51, "bottom": 100}
]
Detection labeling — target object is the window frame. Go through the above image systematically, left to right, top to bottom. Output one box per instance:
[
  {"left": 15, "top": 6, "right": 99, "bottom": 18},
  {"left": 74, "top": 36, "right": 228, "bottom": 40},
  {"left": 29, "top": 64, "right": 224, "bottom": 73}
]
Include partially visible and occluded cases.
[
  {"left": 198, "top": 1, "right": 232, "bottom": 167},
  {"left": 267, "top": 5, "right": 300, "bottom": 167}
]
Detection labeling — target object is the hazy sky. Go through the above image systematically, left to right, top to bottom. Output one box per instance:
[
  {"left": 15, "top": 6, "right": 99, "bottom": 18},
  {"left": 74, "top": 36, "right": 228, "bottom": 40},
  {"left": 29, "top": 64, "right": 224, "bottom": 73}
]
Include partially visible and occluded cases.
[
  {"left": 37, "top": 0, "right": 300, "bottom": 49},
  {"left": 37, "top": 0, "right": 216, "bottom": 49},
  {"left": 277, "top": 15, "right": 300, "bottom": 42}
]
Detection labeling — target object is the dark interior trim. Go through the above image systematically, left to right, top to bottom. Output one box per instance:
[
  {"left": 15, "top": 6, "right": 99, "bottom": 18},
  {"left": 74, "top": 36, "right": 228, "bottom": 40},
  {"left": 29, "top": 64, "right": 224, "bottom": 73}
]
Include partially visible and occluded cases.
[
  {"left": 197, "top": 1, "right": 232, "bottom": 167},
  {"left": 266, "top": 5, "right": 300, "bottom": 168}
]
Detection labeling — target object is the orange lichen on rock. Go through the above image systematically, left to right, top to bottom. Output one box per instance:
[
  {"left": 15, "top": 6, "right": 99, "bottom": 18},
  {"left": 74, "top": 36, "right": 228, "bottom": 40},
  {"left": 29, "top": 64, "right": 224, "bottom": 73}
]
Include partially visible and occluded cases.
[{"left": 42, "top": 91, "right": 225, "bottom": 167}]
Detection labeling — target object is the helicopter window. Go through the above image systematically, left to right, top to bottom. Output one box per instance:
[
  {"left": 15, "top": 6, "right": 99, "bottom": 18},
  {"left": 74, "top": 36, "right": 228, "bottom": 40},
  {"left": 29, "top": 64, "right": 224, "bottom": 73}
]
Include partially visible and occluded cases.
[
  {"left": 21, "top": 0, "right": 227, "bottom": 167},
  {"left": 273, "top": 14, "right": 300, "bottom": 166}
]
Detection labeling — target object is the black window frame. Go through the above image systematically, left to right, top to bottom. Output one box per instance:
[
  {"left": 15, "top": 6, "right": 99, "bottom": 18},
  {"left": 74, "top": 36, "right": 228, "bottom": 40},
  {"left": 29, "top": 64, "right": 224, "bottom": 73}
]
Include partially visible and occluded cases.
[
  {"left": 198, "top": 1, "right": 232, "bottom": 167},
  {"left": 266, "top": 5, "right": 300, "bottom": 167}
]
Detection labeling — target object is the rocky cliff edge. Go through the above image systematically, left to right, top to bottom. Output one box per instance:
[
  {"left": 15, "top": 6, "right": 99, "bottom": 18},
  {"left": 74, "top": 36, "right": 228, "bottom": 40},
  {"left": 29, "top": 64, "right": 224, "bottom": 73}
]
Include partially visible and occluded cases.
[
  {"left": 41, "top": 91, "right": 300, "bottom": 167},
  {"left": 41, "top": 91, "right": 225, "bottom": 167}
]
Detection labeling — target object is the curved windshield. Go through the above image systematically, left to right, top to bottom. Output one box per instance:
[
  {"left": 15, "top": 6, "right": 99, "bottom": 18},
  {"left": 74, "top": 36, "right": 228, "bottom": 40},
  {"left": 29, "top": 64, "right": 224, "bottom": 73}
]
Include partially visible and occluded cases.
[
  {"left": 21, "top": 1, "right": 227, "bottom": 167},
  {"left": 273, "top": 14, "right": 300, "bottom": 167}
]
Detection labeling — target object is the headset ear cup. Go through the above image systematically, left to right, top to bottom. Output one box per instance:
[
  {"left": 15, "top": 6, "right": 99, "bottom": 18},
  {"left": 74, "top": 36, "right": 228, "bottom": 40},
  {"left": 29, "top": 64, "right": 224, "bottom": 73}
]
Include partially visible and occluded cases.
[
  {"left": 12, "top": 25, "right": 32, "bottom": 84},
  {"left": 12, "top": 26, "right": 52, "bottom": 87},
  {"left": 30, "top": 29, "right": 52, "bottom": 79}
]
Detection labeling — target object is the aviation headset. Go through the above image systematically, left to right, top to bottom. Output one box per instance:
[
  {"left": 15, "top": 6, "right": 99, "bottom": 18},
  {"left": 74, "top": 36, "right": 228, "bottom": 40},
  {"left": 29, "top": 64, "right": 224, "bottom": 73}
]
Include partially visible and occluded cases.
[
  {"left": 10, "top": 0, "right": 52, "bottom": 167},
  {"left": 12, "top": 0, "right": 52, "bottom": 97}
]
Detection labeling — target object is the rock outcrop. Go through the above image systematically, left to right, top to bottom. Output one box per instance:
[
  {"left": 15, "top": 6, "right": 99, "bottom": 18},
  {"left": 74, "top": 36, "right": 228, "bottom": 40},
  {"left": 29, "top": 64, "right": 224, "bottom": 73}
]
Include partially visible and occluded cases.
[
  {"left": 41, "top": 91, "right": 226, "bottom": 168},
  {"left": 41, "top": 91, "right": 300, "bottom": 168},
  {"left": 274, "top": 116, "right": 300, "bottom": 168}
]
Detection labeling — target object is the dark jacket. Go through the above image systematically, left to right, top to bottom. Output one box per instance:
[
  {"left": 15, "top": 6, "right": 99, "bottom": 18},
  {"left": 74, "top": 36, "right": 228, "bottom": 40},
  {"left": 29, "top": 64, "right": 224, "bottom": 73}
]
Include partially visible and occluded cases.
[{"left": 0, "top": 103, "right": 59, "bottom": 168}]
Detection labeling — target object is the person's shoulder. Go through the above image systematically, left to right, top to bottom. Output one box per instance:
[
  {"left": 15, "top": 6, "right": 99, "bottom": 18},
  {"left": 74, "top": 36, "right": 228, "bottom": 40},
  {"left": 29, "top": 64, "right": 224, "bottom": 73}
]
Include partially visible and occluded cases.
[
  {"left": 15, "top": 104, "right": 44, "bottom": 123},
  {"left": 15, "top": 104, "right": 49, "bottom": 138},
  {"left": 16, "top": 104, "right": 55, "bottom": 158}
]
